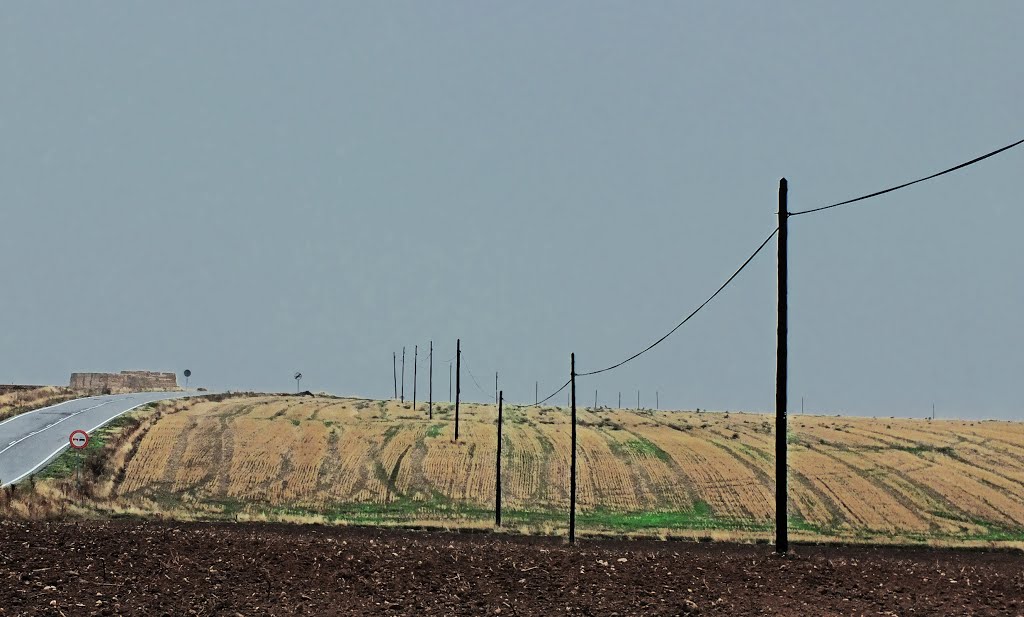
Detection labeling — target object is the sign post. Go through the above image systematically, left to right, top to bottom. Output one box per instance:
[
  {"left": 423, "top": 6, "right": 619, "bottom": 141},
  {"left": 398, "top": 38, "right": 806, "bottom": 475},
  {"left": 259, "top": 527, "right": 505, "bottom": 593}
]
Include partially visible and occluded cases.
[
  {"left": 183, "top": 369, "right": 192, "bottom": 389},
  {"left": 69, "top": 430, "right": 89, "bottom": 487}
]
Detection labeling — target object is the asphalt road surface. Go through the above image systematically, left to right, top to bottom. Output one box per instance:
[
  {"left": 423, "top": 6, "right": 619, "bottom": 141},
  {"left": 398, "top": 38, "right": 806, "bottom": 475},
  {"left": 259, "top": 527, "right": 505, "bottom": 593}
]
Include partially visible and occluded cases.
[{"left": 0, "top": 391, "right": 189, "bottom": 486}]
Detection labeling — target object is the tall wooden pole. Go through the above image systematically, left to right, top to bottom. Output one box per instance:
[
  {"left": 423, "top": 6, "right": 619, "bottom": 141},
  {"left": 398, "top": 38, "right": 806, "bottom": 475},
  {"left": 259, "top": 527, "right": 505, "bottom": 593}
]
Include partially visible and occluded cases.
[
  {"left": 776, "top": 177, "right": 789, "bottom": 554},
  {"left": 455, "top": 339, "right": 461, "bottom": 442},
  {"left": 429, "top": 341, "right": 433, "bottom": 420},
  {"left": 413, "top": 345, "right": 418, "bottom": 410},
  {"left": 401, "top": 347, "right": 406, "bottom": 403},
  {"left": 393, "top": 352, "right": 397, "bottom": 399},
  {"left": 569, "top": 353, "right": 577, "bottom": 545},
  {"left": 449, "top": 363, "right": 452, "bottom": 402},
  {"left": 495, "top": 372, "right": 498, "bottom": 406},
  {"left": 535, "top": 381, "right": 538, "bottom": 405},
  {"left": 496, "top": 391, "right": 503, "bottom": 527}
]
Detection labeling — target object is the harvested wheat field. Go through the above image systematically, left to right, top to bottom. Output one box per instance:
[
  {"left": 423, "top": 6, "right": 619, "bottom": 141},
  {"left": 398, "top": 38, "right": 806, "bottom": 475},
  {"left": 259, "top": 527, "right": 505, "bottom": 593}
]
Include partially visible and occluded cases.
[{"left": 53, "top": 394, "right": 1024, "bottom": 546}]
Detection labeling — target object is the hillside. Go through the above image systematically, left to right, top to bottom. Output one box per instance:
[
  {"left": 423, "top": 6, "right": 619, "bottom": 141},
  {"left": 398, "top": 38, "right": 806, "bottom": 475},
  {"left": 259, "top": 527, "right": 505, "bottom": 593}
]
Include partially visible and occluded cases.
[{"left": 55, "top": 395, "right": 1024, "bottom": 545}]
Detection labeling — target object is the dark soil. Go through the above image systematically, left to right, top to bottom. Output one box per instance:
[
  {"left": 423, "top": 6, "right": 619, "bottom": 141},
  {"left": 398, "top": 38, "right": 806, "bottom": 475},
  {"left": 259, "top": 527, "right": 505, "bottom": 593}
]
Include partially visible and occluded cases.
[{"left": 1, "top": 519, "right": 1021, "bottom": 615}]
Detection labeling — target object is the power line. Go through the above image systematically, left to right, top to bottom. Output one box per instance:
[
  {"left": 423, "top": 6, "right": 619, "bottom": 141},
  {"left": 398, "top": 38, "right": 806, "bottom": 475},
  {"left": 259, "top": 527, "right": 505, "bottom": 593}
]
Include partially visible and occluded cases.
[
  {"left": 790, "top": 136, "right": 1024, "bottom": 217},
  {"left": 577, "top": 227, "right": 779, "bottom": 377},
  {"left": 463, "top": 360, "right": 491, "bottom": 399},
  {"left": 533, "top": 378, "right": 572, "bottom": 407}
]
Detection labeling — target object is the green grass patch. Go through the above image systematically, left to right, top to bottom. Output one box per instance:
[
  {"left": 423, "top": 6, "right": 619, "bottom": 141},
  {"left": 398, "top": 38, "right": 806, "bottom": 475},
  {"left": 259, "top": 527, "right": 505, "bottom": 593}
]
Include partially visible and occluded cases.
[
  {"left": 425, "top": 423, "right": 445, "bottom": 438},
  {"left": 382, "top": 424, "right": 402, "bottom": 444},
  {"left": 610, "top": 436, "right": 671, "bottom": 462}
]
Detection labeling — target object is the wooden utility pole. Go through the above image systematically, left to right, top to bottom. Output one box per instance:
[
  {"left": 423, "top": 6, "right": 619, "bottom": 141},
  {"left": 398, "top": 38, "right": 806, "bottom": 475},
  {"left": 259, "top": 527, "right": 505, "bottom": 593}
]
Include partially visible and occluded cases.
[
  {"left": 776, "top": 177, "right": 789, "bottom": 555},
  {"left": 455, "top": 339, "right": 461, "bottom": 442},
  {"left": 429, "top": 341, "right": 433, "bottom": 420},
  {"left": 413, "top": 345, "right": 418, "bottom": 410},
  {"left": 401, "top": 347, "right": 406, "bottom": 403},
  {"left": 393, "top": 352, "right": 398, "bottom": 399},
  {"left": 569, "top": 353, "right": 577, "bottom": 545},
  {"left": 449, "top": 362, "right": 452, "bottom": 401},
  {"left": 495, "top": 372, "right": 498, "bottom": 406},
  {"left": 535, "top": 381, "right": 538, "bottom": 405},
  {"left": 594, "top": 389, "right": 597, "bottom": 410},
  {"left": 637, "top": 390, "right": 640, "bottom": 410},
  {"left": 495, "top": 391, "right": 503, "bottom": 527},
  {"left": 656, "top": 391, "right": 659, "bottom": 410},
  {"left": 618, "top": 392, "right": 621, "bottom": 409}
]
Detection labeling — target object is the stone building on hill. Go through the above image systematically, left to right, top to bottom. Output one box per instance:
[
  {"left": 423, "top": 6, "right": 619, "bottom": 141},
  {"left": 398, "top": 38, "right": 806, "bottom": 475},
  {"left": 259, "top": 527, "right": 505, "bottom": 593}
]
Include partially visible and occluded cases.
[{"left": 69, "top": 370, "right": 178, "bottom": 393}]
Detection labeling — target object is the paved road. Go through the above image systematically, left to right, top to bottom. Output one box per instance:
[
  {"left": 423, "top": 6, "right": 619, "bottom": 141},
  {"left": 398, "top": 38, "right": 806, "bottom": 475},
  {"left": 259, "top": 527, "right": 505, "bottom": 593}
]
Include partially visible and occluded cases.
[{"left": 0, "top": 391, "right": 190, "bottom": 486}]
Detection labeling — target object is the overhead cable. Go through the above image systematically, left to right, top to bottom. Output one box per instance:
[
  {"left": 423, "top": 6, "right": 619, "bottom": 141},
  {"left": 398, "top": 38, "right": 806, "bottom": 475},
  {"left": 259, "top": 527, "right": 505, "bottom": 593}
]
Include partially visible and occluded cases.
[
  {"left": 790, "top": 136, "right": 1024, "bottom": 216},
  {"left": 577, "top": 227, "right": 779, "bottom": 377},
  {"left": 532, "top": 378, "right": 572, "bottom": 407}
]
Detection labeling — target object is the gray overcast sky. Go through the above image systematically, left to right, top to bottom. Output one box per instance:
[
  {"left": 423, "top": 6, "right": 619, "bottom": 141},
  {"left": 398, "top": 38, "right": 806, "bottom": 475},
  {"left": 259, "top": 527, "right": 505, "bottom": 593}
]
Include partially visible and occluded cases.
[{"left": 2, "top": 3, "right": 1021, "bottom": 419}]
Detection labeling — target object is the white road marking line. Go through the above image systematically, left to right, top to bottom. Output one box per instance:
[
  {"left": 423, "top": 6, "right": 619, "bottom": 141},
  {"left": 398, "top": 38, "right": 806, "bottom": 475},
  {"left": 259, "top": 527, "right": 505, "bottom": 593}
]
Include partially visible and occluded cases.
[
  {"left": 1, "top": 396, "right": 185, "bottom": 487},
  {"left": 0, "top": 397, "right": 81, "bottom": 428},
  {"left": 0, "top": 401, "right": 112, "bottom": 456}
]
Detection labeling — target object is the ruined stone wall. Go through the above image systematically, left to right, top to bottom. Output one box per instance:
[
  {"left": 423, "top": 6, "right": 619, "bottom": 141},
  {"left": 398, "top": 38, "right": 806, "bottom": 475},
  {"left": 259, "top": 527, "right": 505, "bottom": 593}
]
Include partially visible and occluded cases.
[{"left": 69, "top": 371, "right": 178, "bottom": 392}]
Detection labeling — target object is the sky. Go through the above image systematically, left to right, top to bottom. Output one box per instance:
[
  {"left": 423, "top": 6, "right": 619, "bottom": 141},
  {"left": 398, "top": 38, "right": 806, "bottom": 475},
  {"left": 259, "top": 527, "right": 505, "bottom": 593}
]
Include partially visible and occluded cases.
[{"left": 1, "top": 3, "right": 1021, "bottom": 420}]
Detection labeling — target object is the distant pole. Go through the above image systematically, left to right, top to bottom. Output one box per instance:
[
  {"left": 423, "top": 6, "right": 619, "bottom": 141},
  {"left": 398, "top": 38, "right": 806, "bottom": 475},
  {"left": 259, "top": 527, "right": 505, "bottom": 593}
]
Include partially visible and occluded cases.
[
  {"left": 776, "top": 177, "right": 789, "bottom": 555},
  {"left": 455, "top": 339, "right": 461, "bottom": 442},
  {"left": 428, "top": 341, "right": 433, "bottom": 420},
  {"left": 413, "top": 345, "right": 418, "bottom": 410},
  {"left": 401, "top": 347, "right": 406, "bottom": 403},
  {"left": 393, "top": 352, "right": 398, "bottom": 399},
  {"left": 569, "top": 353, "right": 577, "bottom": 545},
  {"left": 449, "top": 362, "right": 452, "bottom": 402},
  {"left": 495, "top": 372, "right": 498, "bottom": 406},
  {"left": 535, "top": 381, "right": 538, "bottom": 405},
  {"left": 594, "top": 389, "right": 597, "bottom": 410},
  {"left": 637, "top": 390, "right": 640, "bottom": 410},
  {"left": 496, "top": 391, "right": 503, "bottom": 527},
  {"left": 656, "top": 391, "right": 659, "bottom": 410},
  {"left": 618, "top": 392, "right": 621, "bottom": 409},
  {"left": 801, "top": 396, "right": 804, "bottom": 415},
  {"left": 932, "top": 403, "right": 935, "bottom": 420}
]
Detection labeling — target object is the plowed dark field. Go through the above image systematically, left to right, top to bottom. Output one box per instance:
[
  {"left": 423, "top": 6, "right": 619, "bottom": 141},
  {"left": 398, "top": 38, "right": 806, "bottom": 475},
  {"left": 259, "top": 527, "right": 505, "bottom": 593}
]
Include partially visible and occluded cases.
[{"left": 0, "top": 520, "right": 1020, "bottom": 616}]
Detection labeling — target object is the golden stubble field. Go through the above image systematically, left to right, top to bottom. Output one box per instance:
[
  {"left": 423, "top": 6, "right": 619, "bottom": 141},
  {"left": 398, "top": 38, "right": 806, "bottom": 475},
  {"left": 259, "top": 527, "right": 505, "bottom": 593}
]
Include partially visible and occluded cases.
[{"left": 98, "top": 395, "right": 1024, "bottom": 545}]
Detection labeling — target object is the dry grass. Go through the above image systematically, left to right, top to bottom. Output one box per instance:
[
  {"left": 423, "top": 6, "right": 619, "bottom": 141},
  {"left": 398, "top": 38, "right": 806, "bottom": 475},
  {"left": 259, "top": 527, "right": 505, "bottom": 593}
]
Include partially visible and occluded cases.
[
  {"left": 0, "top": 386, "right": 77, "bottom": 423},
  {"left": 7, "top": 395, "right": 1024, "bottom": 546}
]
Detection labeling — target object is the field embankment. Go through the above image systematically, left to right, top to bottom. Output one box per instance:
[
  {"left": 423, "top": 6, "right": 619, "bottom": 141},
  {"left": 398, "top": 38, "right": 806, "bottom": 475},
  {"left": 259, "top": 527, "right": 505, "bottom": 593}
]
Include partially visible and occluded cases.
[{"left": 11, "top": 395, "right": 1024, "bottom": 547}]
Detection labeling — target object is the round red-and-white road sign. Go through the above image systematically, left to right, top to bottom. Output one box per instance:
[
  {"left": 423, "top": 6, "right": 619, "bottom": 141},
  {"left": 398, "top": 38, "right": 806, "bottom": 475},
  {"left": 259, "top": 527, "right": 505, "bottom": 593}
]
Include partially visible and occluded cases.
[{"left": 69, "top": 430, "right": 89, "bottom": 450}]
